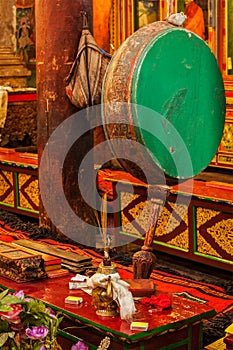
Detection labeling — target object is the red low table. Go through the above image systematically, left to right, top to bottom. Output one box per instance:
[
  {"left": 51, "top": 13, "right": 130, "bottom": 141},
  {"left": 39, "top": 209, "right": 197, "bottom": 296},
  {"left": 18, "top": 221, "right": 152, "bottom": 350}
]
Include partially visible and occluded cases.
[{"left": 0, "top": 274, "right": 216, "bottom": 350}]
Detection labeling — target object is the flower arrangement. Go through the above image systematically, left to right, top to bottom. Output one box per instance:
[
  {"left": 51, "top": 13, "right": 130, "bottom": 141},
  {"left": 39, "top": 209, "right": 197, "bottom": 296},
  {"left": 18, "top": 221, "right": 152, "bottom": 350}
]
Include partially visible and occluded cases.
[
  {"left": 0, "top": 288, "right": 110, "bottom": 350},
  {"left": 0, "top": 289, "right": 63, "bottom": 350}
]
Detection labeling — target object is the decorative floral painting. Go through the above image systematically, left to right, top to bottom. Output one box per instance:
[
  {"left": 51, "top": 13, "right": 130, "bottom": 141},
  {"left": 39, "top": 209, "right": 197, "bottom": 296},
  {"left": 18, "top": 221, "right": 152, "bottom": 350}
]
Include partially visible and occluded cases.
[{"left": 16, "top": 0, "right": 36, "bottom": 87}]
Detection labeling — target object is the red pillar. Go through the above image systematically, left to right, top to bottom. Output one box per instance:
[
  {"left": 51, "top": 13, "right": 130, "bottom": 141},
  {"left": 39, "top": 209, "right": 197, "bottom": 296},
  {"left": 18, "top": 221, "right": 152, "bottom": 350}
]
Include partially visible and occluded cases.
[{"left": 36, "top": 0, "right": 94, "bottom": 244}]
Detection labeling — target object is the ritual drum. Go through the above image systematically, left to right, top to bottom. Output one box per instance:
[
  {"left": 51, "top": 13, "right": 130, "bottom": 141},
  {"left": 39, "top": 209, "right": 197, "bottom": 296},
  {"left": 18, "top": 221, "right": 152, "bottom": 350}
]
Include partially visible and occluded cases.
[{"left": 102, "top": 21, "right": 225, "bottom": 185}]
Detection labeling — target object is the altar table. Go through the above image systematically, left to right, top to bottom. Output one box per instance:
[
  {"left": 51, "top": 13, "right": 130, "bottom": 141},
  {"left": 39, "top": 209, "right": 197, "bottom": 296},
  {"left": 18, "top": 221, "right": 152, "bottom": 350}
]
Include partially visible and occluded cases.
[{"left": 0, "top": 274, "right": 216, "bottom": 350}]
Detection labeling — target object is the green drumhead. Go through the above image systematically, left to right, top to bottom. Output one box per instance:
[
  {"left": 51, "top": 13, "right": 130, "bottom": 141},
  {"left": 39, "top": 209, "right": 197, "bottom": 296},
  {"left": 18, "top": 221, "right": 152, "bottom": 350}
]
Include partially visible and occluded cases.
[{"left": 131, "top": 28, "right": 225, "bottom": 178}]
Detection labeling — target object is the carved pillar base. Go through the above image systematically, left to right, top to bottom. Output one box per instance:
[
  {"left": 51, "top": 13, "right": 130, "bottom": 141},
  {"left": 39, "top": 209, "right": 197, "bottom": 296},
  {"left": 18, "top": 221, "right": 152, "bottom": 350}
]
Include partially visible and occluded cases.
[
  {"left": 132, "top": 187, "right": 169, "bottom": 279},
  {"left": 133, "top": 247, "right": 156, "bottom": 279}
]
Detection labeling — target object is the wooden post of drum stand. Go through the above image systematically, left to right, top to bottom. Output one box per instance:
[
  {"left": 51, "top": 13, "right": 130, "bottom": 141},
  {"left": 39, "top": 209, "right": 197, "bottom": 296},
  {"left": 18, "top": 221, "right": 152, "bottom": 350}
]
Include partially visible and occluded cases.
[{"left": 133, "top": 186, "right": 169, "bottom": 279}]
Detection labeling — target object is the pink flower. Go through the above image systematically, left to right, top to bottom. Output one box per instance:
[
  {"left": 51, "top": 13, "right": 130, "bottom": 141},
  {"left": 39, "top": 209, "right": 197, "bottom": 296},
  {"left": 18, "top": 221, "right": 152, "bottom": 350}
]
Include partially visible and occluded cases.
[
  {"left": 13, "top": 290, "right": 24, "bottom": 299},
  {"left": 25, "top": 297, "right": 32, "bottom": 302},
  {"left": 0, "top": 304, "right": 23, "bottom": 321},
  {"left": 25, "top": 326, "right": 49, "bottom": 339},
  {"left": 71, "top": 341, "right": 89, "bottom": 350}
]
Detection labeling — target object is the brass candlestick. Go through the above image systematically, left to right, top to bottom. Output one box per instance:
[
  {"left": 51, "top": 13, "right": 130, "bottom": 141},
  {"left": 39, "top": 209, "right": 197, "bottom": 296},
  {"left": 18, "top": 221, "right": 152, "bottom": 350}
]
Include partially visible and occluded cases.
[
  {"left": 91, "top": 190, "right": 119, "bottom": 316},
  {"left": 92, "top": 262, "right": 119, "bottom": 317}
]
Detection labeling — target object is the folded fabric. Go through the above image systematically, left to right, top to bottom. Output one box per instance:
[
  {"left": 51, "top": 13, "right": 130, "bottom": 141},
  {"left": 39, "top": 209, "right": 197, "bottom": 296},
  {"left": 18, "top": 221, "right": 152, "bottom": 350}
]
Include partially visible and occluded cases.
[{"left": 140, "top": 294, "right": 172, "bottom": 309}]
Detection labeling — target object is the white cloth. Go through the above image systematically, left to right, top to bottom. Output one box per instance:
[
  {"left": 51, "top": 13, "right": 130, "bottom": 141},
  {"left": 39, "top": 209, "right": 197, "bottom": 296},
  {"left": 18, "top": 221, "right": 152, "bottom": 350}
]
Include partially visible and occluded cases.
[
  {"left": 167, "top": 12, "right": 187, "bottom": 26},
  {"left": 87, "top": 272, "right": 136, "bottom": 321}
]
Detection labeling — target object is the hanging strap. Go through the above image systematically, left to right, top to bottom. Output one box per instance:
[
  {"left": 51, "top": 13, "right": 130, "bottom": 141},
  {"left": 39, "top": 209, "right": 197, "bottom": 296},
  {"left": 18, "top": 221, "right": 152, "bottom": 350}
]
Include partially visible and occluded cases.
[
  {"left": 81, "top": 11, "right": 89, "bottom": 29},
  {"left": 84, "top": 31, "right": 92, "bottom": 106}
]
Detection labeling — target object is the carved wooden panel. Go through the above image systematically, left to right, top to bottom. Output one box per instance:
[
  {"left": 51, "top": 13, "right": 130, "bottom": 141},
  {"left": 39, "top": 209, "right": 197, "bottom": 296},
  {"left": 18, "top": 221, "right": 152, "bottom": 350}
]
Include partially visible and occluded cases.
[
  {"left": 0, "top": 170, "right": 14, "bottom": 206},
  {"left": 18, "top": 172, "right": 39, "bottom": 211},
  {"left": 120, "top": 192, "right": 189, "bottom": 251},
  {"left": 195, "top": 207, "right": 233, "bottom": 262}
]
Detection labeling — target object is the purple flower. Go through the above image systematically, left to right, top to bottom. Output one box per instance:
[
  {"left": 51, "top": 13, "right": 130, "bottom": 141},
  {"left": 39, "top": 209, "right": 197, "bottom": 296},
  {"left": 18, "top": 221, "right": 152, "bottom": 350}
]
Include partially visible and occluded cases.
[
  {"left": 13, "top": 290, "right": 24, "bottom": 299},
  {"left": 45, "top": 307, "right": 56, "bottom": 318},
  {"left": 25, "top": 326, "right": 49, "bottom": 339},
  {"left": 71, "top": 341, "right": 89, "bottom": 350},
  {"left": 39, "top": 344, "right": 45, "bottom": 350}
]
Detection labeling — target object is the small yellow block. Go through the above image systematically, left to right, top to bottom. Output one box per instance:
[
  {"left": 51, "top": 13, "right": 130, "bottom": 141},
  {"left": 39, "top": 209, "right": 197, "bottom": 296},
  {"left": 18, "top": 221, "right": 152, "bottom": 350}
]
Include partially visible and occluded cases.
[
  {"left": 65, "top": 296, "right": 83, "bottom": 304},
  {"left": 130, "top": 322, "right": 148, "bottom": 331}
]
